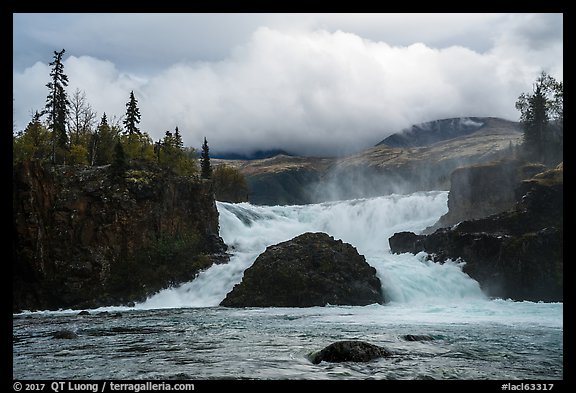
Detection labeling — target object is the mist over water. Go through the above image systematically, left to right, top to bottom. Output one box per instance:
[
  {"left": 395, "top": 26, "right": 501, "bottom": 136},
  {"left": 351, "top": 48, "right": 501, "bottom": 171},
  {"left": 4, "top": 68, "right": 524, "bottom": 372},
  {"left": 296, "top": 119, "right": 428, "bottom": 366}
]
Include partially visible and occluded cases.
[{"left": 140, "top": 191, "right": 486, "bottom": 309}]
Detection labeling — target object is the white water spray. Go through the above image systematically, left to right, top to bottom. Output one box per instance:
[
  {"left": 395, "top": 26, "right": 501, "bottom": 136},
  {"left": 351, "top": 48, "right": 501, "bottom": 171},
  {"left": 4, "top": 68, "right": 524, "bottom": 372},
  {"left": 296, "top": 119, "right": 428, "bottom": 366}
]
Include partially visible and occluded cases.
[{"left": 138, "top": 191, "right": 485, "bottom": 309}]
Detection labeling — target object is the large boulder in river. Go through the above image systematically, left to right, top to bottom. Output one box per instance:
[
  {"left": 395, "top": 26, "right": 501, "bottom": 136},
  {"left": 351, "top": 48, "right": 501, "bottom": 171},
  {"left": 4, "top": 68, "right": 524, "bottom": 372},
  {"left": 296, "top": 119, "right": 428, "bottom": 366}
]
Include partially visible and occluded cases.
[{"left": 220, "top": 232, "right": 384, "bottom": 307}]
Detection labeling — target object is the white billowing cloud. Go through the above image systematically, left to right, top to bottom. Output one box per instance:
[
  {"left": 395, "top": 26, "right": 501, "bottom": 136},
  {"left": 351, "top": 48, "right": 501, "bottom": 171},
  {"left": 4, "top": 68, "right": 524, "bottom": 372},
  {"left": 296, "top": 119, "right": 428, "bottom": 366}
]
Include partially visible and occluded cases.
[
  {"left": 11, "top": 13, "right": 506, "bottom": 73},
  {"left": 489, "top": 13, "right": 563, "bottom": 80},
  {"left": 13, "top": 25, "right": 562, "bottom": 156},
  {"left": 13, "top": 55, "right": 146, "bottom": 129},
  {"left": 65, "top": 56, "right": 147, "bottom": 124},
  {"left": 13, "top": 61, "right": 50, "bottom": 122}
]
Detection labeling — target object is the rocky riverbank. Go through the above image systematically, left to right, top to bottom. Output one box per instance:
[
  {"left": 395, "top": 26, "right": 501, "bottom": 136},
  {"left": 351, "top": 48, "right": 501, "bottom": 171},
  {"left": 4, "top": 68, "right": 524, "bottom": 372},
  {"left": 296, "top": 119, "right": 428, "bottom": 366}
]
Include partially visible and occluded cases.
[
  {"left": 13, "top": 160, "right": 229, "bottom": 311},
  {"left": 389, "top": 162, "right": 563, "bottom": 301}
]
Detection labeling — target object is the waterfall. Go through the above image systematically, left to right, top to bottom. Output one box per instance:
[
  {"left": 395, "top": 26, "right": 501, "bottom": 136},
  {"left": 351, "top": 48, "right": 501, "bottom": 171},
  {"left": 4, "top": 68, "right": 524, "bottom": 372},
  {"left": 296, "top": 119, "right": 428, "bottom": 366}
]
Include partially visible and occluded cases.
[{"left": 138, "top": 191, "right": 485, "bottom": 309}]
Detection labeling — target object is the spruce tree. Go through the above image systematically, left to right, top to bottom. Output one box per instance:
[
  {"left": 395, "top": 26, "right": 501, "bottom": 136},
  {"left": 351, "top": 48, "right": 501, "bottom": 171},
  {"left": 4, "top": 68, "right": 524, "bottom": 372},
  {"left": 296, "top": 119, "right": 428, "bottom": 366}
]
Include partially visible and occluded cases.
[
  {"left": 44, "top": 49, "right": 70, "bottom": 163},
  {"left": 515, "top": 72, "right": 563, "bottom": 164},
  {"left": 123, "top": 90, "right": 141, "bottom": 135},
  {"left": 13, "top": 111, "right": 52, "bottom": 162},
  {"left": 93, "top": 113, "right": 118, "bottom": 165},
  {"left": 174, "top": 126, "right": 184, "bottom": 150},
  {"left": 163, "top": 130, "right": 174, "bottom": 147},
  {"left": 200, "top": 137, "right": 212, "bottom": 179},
  {"left": 154, "top": 139, "right": 163, "bottom": 163},
  {"left": 110, "top": 140, "right": 127, "bottom": 180}
]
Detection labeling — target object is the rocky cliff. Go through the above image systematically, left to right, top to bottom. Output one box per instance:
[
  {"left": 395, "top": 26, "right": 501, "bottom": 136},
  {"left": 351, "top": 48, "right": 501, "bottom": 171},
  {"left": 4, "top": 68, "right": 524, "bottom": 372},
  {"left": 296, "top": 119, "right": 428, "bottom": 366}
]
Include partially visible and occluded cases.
[
  {"left": 423, "top": 159, "right": 547, "bottom": 233},
  {"left": 13, "top": 160, "right": 228, "bottom": 312},
  {"left": 389, "top": 163, "right": 563, "bottom": 301}
]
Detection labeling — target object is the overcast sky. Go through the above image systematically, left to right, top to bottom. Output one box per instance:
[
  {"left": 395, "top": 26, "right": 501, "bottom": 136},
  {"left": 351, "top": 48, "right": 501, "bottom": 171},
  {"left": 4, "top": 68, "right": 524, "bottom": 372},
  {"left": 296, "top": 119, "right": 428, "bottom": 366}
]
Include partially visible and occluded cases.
[{"left": 13, "top": 13, "right": 563, "bottom": 156}]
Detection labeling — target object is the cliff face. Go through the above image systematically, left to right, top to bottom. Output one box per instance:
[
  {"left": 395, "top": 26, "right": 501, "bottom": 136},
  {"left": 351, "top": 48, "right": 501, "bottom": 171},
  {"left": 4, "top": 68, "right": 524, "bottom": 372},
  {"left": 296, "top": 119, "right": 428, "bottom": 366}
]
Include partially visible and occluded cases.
[
  {"left": 424, "top": 159, "right": 547, "bottom": 233},
  {"left": 13, "top": 161, "right": 228, "bottom": 311},
  {"left": 389, "top": 163, "right": 563, "bottom": 302}
]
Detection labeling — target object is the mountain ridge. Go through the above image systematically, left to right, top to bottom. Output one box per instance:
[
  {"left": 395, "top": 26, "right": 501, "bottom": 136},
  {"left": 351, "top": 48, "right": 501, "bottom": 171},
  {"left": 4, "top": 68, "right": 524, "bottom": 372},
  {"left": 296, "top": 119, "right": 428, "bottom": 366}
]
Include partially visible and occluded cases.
[
  {"left": 375, "top": 116, "right": 506, "bottom": 148},
  {"left": 212, "top": 117, "right": 523, "bottom": 205}
]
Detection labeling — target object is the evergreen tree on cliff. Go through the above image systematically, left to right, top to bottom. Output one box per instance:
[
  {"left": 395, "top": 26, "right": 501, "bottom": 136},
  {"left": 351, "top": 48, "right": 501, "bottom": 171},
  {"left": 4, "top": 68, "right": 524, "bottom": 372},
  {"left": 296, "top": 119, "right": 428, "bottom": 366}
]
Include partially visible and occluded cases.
[
  {"left": 44, "top": 49, "right": 70, "bottom": 164},
  {"left": 515, "top": 72, "right": 563, "bottom": 164},
  {"left": 123, "top": 91, "right": 141, "bottom": 135},
  {"left": 13, "top": 111, "right": 52, "bottom": 162},
  {"left": 92, "top": 113, "right": 118, "bottom": 165},
  {"left": 174, "top": 126, "right": 184, "bottom": 150},
  {"left": 200, "top": 137, "right": 212, "bottom": 179},
  {"left": 110, "top": 140, "right": 127, "bottom": 180}
]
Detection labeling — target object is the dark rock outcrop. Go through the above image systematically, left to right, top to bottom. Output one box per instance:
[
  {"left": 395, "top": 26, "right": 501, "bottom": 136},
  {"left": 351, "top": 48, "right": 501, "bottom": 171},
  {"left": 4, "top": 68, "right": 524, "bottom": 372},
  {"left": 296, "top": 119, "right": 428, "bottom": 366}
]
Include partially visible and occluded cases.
[
  {"left": 424, "top": 159, "right": 547, "bottom": 233},
  {"left": 13, "top": 160, "right": 229, "bottom": 312},
  {"left": 389, "top": 163, "right": 563, "bottom": 302},
  {"left": 220, "top": 232, "right": 384, "bottom": 307},
  {"left": 308, "top": 340, "right": 392, "bottom": 364}
]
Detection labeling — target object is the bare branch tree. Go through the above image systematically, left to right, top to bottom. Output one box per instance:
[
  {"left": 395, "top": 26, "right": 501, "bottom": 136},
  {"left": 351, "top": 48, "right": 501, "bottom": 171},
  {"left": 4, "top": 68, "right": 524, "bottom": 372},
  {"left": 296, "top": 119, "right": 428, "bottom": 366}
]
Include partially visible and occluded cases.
[{"left": 67, "top": 88, "right": 97, "bottom": 145}]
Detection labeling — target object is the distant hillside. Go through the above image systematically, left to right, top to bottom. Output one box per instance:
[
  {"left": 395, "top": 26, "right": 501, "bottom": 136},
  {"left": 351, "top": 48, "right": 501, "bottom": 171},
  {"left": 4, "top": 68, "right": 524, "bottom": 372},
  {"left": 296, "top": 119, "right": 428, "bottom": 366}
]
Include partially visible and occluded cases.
[
  {"left": 214, "top": 117, "right": 523, "bottom": 205},
  {"left": 319, "top": 117, "right": 523, "bottom": 201},
  {"left": 376, "top": 117, "right": 519, "bottom": 148},
  {"left": 211, "top": 149, "right": 294, "bottom": 160},
  {"left": 212, "top": 155, "right": 334, "bottom": 205}
]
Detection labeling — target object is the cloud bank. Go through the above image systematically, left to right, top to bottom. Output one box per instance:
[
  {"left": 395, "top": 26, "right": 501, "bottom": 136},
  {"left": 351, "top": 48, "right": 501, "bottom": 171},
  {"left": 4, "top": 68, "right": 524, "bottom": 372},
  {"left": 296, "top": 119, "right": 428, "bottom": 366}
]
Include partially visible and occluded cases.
[{"left": 13, "top": 22, "right": 562, "bottom": 156}]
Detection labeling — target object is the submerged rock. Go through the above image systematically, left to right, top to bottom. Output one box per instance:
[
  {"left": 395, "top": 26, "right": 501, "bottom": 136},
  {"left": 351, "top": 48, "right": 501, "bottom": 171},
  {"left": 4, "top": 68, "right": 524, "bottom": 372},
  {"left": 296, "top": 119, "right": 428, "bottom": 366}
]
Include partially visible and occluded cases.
[
  {"left": 220, "top": 232, "right": 384, "bottom": 307},
  {"left": 52, "top": 329, "right": 78, "bottom": 339},
  {"left": 402, "top": 334, "right": 435, "bottom": 341},
  {"left": 308, "top": 340, "right": 392, "bottom": 364}
]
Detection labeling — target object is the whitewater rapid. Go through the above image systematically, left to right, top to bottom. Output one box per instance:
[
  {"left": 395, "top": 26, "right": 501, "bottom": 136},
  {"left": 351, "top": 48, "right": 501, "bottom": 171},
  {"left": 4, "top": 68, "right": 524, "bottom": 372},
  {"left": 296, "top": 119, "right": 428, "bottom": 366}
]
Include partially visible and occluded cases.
[
  {"left": 139, "top": 191, "right": 487, "bottom": 309},
  {"left": 15, "top": 192, "right": 563, "bottom": 381}
]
